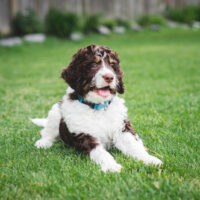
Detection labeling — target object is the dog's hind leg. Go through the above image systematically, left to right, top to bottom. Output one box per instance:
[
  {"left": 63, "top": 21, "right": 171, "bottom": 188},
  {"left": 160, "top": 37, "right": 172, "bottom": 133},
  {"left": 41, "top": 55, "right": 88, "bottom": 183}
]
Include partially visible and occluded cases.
[
  {"left": 34, "top": 103, "right": 61, "bottom": 149},
  {"left": 114, "top": 132, "right": 162, "bottom": 166}
]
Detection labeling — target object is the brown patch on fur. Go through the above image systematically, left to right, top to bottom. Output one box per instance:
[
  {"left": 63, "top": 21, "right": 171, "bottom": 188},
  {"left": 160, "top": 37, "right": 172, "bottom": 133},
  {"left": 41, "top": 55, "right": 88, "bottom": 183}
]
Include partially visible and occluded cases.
[
  {"left": 61, "top": 44, "right": 124, "bottom": 97},
  {"left": 95, "top": 56, "right": 101, "bottom": 63},
  {"left": 109, "top": 56, "right": 115, "bottom": 64},
  {"left": 69, "top": 92, "right": 78, "bottom": 100},
  {"left": 59, "top": 118, "right": 98, "bottom": 155},
  {"left": 122, "top": 119, "right": 137, "bottom": 138},
  {"left": 123, "top": 119, "right": 156, "bottom": 154}
]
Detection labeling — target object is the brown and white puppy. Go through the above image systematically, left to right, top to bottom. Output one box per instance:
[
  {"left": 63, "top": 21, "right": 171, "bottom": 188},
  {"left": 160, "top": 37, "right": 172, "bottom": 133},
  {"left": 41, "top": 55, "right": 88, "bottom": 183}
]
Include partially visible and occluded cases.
[{"left": 31, "top": 45, "right": 162, "bottom": 172}]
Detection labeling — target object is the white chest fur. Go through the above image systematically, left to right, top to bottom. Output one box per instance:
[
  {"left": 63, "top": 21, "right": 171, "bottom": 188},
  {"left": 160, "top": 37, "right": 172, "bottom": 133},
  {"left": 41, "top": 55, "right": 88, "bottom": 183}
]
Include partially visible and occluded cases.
[{"left": 61, "top": 94, "right": 128, "bottom": 148}]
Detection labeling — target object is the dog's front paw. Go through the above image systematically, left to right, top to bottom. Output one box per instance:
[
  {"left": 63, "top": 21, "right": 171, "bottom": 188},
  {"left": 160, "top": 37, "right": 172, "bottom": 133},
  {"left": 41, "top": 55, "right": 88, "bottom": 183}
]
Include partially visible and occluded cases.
[
  {"left": 35, "top": 139, "right": 53, "bottom": 149},
  {"left": 144, "top": 155, "right": 163, "bottom": 166},
  {"left": 101, "top": 162, "right": 122, "bottom": 173}
]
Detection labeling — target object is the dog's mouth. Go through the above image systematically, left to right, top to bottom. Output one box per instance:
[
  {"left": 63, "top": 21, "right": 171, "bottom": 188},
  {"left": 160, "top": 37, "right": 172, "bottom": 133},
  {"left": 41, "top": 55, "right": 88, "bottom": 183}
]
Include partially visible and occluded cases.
[{"left": 90, "top": 86, "right": 111, "bottom": 98}]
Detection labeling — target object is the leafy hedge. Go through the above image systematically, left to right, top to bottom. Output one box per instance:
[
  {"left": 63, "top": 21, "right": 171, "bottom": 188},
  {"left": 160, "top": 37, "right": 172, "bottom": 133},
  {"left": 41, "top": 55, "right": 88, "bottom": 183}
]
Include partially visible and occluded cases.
[
  {"left": 11, "top": 5, "right": 200, "bottom": 38},
  {"left": 166, "top": 6, "right": 200, "bottom": 24},
  {"left": 45, "top": 8, "right": 80, "bottom": 38},
  {"left": 12, "top": 9, "right": 44, "bottom": 35},
  {"left": 82, "top": 14, "right": 101, "bottom": 33},
  {"left": 138, "top": 15, "right": 166, "bottom": 26},
  {"left": 115, "top": 18, "right": 131, "bottom": 29},
  {"left": 102, "top": 19, "right": 117, "bottom": 29}
]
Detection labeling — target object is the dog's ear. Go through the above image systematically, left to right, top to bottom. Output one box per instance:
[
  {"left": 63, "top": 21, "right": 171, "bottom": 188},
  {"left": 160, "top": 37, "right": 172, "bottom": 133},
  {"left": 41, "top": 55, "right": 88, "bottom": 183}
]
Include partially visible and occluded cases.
[
  {"left": 61, "top": 46, "right": 96, "bottom": 92},
  {"left": 61, "top": 49, "right": 84, "bottom": 93},
  {"left": 110, "top": 51, "right": 125, "bottom": 94},
  {"left": 61, "top": 64, "right": 79, "bottom": 91},
  {"left": 117, "top": 67, "right": 125, "bottom": 94}
]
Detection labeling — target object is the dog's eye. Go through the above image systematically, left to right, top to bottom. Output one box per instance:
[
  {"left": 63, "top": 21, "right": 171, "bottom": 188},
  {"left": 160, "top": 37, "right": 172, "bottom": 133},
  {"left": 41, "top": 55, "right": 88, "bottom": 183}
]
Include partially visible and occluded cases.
[
  {"left": 91, "top": 63, "right": 97, "bottom": 68},
  {"left": 110, "top": 63, "right": 115, "bottom": 66},
  {"left": 110, "top": 63, "right": 116, "bottom": 68},
  {"left": 111, "top": 63, "right": 118, "bottom": 72}
]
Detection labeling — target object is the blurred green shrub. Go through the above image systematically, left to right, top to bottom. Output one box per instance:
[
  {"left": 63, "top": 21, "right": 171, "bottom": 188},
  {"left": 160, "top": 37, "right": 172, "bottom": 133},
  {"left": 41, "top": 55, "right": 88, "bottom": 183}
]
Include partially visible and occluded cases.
[
  {"left": 167, "top": 6, "right": 200, "bottom": 24},
  {"left": 196, "top": 6, "right": 200, "bottom": 21},
  {"left": 46, "top": 8, "right": 80, "bottom": 38},
  {"left": 13, "top": 9, "right": 44, "bottom": 35},
  {"left": 83, "top": 14, "right": 101, "bottom": 33},
  {"left": 138, "top": 15, "right": 166, "bottom": 26},
  {"left": 115, "top": 18, "right": 131, "bottom": 29},
  {"left": 102, "top": 19, "right": 117, "bottom": 29},
  {"left": 0, "top": 31, "right": 3, "bottom": 38}
]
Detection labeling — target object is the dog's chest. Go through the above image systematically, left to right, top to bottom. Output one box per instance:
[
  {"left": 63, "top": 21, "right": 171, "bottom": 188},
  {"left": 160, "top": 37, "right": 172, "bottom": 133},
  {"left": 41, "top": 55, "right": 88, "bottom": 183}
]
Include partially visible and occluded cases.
[{"left": 61, "top": 96, "right": 127, "bottom": 145}]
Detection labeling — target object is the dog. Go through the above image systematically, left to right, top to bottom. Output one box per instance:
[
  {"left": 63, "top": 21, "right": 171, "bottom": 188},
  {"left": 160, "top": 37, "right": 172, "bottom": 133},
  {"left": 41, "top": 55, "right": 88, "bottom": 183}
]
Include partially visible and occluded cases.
[{"left": 31, "top": 45, "right": 162, "bottom": 172}]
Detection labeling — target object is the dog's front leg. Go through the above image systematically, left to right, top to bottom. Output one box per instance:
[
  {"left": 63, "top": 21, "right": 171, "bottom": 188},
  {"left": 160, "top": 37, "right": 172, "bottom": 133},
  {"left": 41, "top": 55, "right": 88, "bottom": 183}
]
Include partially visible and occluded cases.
[
  {"left": 34, "top": 103, "right": 61, "bottom": 149},
  {"left": 114, "top": 132, "right": 162, "bottom": 166},
  {"left": 90, "top": 145, "right": 122, "bottom": 173}
]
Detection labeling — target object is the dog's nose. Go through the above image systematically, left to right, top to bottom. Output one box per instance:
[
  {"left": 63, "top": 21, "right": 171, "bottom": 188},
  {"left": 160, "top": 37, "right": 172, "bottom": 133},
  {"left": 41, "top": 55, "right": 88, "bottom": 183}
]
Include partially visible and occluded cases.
[{"left": 103, "top": 74, "right": 114, "bottom": 83}]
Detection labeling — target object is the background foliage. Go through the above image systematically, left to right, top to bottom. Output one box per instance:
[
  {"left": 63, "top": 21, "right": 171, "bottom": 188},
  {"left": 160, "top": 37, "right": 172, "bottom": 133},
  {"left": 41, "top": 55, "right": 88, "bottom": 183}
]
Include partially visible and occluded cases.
[
  {"left": 10, "top": 5, "right": 200, "bottom": 38},
  {"left": 12, "top": 9, "right": 44, "bottom": 36}
]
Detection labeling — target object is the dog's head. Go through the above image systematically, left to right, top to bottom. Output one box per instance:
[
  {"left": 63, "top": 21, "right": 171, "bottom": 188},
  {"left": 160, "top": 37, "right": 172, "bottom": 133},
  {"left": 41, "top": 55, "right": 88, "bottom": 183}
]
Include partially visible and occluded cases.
[{"left": 61, "top": 45, "right": 124, "bottom": 103}]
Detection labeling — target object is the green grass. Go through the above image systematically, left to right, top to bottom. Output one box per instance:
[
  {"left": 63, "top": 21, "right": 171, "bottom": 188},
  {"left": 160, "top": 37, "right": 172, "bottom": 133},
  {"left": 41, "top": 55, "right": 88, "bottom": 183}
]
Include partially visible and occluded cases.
[{"left": 0, "top": 29, "right": 200, "bottom": 199}]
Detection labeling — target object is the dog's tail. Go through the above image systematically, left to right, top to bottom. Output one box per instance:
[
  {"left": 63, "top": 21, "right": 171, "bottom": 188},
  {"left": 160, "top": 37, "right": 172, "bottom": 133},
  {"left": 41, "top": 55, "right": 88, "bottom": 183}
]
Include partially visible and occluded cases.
[{"left": 30, "top": 118, "right": 47, "bottom": 127}]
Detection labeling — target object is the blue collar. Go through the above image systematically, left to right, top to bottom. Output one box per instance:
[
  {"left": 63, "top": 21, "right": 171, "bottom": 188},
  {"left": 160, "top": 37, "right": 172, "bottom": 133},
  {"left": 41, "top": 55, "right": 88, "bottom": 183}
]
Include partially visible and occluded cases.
[{"left": 78, "top": 96, "right": 113, "bottom": 111}]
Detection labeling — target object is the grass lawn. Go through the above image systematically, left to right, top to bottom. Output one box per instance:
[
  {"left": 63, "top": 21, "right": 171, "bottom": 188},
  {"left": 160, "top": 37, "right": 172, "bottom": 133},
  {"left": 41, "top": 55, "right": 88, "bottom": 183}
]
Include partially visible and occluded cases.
[{"left": 0, "top": 28, "right": 200, "bottom": 199}]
